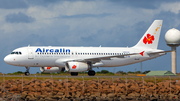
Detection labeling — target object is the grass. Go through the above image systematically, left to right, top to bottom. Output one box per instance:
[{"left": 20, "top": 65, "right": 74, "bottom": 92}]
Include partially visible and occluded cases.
[{"left": 0, "top": 74, "right": 180, "bottom": 83}]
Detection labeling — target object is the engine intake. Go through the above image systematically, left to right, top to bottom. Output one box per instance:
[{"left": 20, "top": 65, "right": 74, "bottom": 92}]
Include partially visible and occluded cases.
[{"left": 65, "top": 62, "right": 90, "bottom": 72}]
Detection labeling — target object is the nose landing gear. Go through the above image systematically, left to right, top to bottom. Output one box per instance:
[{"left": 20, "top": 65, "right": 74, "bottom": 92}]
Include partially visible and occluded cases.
[{"left": 25, "top": 67, "right": 30, "bottom": 76}]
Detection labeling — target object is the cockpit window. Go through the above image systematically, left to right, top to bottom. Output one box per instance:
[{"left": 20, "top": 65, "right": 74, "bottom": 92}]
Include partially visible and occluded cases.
[
  {"left": 11, "top": 51, "right": 22, "bottom": 55},
  {"left": 11, "top": 52, "right": 15, "bottom": 54}
]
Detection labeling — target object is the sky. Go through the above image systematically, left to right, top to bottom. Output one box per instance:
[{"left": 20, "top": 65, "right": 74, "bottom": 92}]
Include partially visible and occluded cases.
[{"left": 1, "top": 0, "right": 180, "bottom": 74}]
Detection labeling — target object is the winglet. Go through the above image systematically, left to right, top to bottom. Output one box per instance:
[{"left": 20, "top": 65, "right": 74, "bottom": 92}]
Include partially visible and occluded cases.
[{"left": 140, "top": 51, "right": 144, "bottom": 56}]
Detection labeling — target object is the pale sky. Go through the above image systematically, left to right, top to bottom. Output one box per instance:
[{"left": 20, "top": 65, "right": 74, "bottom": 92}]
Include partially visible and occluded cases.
[{"left": 1, "top": 0, "right": 180, "bottom": 73}]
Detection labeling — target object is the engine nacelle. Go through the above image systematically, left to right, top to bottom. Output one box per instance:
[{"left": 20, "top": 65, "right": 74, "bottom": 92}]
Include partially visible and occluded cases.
[
  {"left": 65, "top": 62, "right": 89, "bottom": 72},
  {"left": 40, "top": 67, "right": 64, "bottom": 73}
]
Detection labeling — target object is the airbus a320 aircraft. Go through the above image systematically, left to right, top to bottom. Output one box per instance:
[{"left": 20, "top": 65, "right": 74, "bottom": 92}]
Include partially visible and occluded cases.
[{"left": 4, "top": 20, "right": 169, "bottom": 76}]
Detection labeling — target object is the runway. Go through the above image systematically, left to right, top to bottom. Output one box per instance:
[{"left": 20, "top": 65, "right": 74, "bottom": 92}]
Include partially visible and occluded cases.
[{"left": 0, "top": 75, "right": 179, "bottom": 78}]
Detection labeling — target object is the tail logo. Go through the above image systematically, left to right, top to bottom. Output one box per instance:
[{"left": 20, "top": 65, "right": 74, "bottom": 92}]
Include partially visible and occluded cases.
[
  {"left": 154, "top": 24, "right": 161, "bottom": 34},
  {"left": 143, "top": 34, "right": 155, "bottom": 44}
]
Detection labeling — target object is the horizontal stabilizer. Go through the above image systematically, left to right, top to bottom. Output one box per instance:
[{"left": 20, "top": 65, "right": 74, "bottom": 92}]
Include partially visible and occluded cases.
[{"left": 147, "top": 50, "right": 172, "bottom": 55}]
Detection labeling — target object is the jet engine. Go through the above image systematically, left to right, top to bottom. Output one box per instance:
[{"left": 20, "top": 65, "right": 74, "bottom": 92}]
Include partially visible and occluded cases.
[
  {"left": 65, "top": 62, "right": 90, "bottom": 72},
  {"left": 40, "top": 67, "right": 65, "bottom": 73}
]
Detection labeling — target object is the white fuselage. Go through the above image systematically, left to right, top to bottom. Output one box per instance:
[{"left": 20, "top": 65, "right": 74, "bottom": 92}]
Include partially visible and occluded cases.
[
  {"left": 3, "top": 20, "right": 165, "bottom": 75},
  {"left": 4, "top": 46, "right": 164, "bottom": 68}
]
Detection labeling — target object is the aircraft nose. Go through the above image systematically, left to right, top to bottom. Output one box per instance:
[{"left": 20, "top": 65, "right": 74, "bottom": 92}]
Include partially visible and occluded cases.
[
  {"left": 4, "top": 55, "right": 13, "bottom": 64},
  {"left": 4, "top": 55, "right": 9, "bottom": 63}
]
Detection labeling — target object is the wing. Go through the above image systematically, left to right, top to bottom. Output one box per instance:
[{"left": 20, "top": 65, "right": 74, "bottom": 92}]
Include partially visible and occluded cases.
[
  {"left": 55, "top": 50, "right": 170, "bottom": 66},
  {"left": 69, "top": 50, "right": 172, "bottom": 63},
  {"left": 61, "top": 53, "right": 139, "bottom": 64}
]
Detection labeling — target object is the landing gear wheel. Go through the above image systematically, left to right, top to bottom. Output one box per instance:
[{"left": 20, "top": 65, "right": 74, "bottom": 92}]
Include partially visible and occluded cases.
[
  {"left": 25, "top": 67, "right": 30, "bottom": 76},
  {"left": 61, "top": 68, "right": 65, "bottom": 72},
  {"left": 88, "top": 70, "right": 95, "bottom": 76},
  {"left": 25, "top": 72, "right": 30, "bottom": 76},
  {"left": 71, "top": 72, "right": 78, "bottom": 76}
]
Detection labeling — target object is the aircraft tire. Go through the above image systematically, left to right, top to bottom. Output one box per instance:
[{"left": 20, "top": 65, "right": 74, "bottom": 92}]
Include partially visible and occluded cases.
[
  {"left": 61, "top": 67, "right": 65, "bottom": 72},
  {"left": 88, "top": 70, "right": 95, "bottom": 76},
  {"left": 25, "top": 72, "right": 30, "bottom": 76},
  {"left": 71, "top": 72, "right": 78, "bottom": 76}
]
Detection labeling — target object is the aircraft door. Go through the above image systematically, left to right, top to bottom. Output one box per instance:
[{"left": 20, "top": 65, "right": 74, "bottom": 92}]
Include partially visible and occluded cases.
[{"left": 28, "top": 48, "right": 34, "bottom": 59}]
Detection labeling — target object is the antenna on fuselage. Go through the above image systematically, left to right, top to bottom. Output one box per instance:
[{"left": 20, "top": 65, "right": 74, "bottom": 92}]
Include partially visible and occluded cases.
[
  {"left": 28, "top": 44, "right": 30, "bottom": 47},
  {"left": 99, "top": 45, "right": 101, "bottom": 47}
]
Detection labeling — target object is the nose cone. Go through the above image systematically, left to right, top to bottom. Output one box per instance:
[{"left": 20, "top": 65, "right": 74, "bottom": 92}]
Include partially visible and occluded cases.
[
  {"left": 4, "top": 55, "right": 11, "bottom": 64},
  {"left": 4, "top": 55, "right": 17, "bottom": 65}
]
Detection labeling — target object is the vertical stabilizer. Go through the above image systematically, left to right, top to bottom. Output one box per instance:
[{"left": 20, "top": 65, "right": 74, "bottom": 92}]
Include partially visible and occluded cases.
[{"left": 134, "top": 20, "right": 163, "bottom": 49}]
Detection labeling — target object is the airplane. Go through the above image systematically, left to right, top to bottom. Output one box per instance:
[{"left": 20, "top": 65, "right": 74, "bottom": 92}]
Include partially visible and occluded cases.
[{"left": 4, "top": 20, "right": 169, "bottom": 76}]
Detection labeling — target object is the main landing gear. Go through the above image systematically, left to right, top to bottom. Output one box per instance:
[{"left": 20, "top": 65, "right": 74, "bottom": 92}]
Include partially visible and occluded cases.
[
  {"left": 87, "top": 62, "right": 95, "bottom": 76},
  {"left": 25, "top": 67, "right": 30, "bottom": 76},
  {"left": 70, "top": 70, "right": 95, "bottom": 76},
  {"left": 88, "top": 70, "right": 95, "bottom": 76},
  {"left": 71, "top": 72, "right": 78, "bottom": 76}
]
